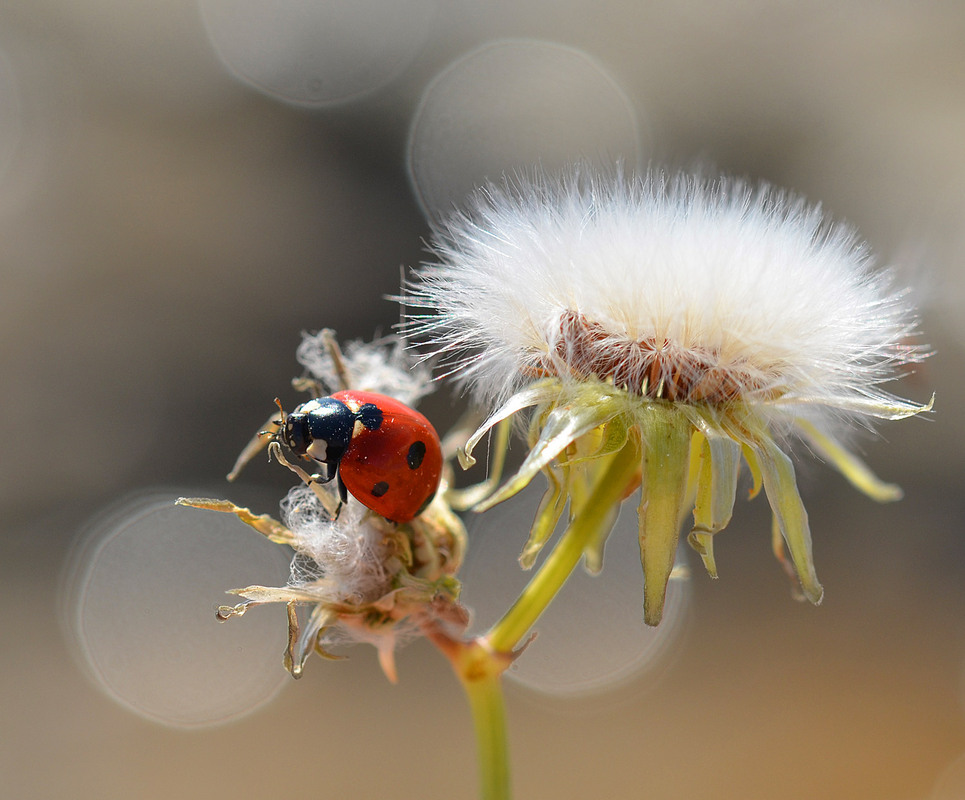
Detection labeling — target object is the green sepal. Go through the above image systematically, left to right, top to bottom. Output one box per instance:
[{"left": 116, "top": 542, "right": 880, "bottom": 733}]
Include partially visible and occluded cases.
[
  {"left": 459, "top": 379, "right": 561, "bottom": 469},
  {"left": 765, "top": 392, "right": 934, "bottom": 421},
  {"left": 635, "top": 405, "right": 694, "bottom": 625},
  {"left": 557, "top": 413, "right": 631, "bottom": 466},
  {"left": 447, "top": 417, "right": 513, "bottom": 511},
  {"left": 687, "top": 421, "right": 741, "bottom": 578},
  {"left": 740, "top": 444, "right": 764, "bottom": 499},
  {"left": 519, "top": 462, "right": 568, "bottom": 569},
  {"left": 582, "top": 498, "right": 621, "bottom": 576}
]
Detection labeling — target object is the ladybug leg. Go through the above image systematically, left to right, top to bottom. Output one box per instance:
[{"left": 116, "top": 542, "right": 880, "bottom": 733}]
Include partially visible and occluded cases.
[
  {"left": 267, "top": 441, "right": 341, "bottom": 518},
  {"left": 311, "top": 461, "right": 338, "bottom": 483},
  {"left": 319, "top": 473, "right": 348, "bottom": 520}
]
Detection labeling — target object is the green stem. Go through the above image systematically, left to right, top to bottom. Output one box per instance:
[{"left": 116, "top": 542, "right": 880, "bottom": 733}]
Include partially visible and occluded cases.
[
  {"left": 433, "top": 430, "right": 641, "bottom": 799},
  {"left": 483, "top": 438, "right": 642, "bottom": 654},
  {"left": 423, "top": 624, "right": 513, "bottom": 800},
  {"left": 460, "top": 663, "right": 511, "bottom": 800}
]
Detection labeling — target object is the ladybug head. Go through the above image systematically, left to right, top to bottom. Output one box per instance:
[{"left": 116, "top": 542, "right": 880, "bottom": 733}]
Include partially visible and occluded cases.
[
  {"left": 280, "top": 397, "right": 356, "bottom": 482},
  {"left": 281, "top": 409, "right": 312, "bottom": 456}
]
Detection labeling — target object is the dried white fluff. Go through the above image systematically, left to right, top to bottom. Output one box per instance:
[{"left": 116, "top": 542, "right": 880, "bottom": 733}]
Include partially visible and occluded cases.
[
  {"left": 406, "top": 168, "right": 924, "bottom": 422},
  {"left": 296, "top": 331, "right": 433, "bottom": 406},
  {"left": 280, "top": 486, "right": 392, "bottom": 605}
]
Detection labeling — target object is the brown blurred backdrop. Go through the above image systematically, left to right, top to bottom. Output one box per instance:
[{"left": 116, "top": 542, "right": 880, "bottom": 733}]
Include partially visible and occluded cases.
[{"left": 1, "top": 2, "right": 964, "bottom": 799}]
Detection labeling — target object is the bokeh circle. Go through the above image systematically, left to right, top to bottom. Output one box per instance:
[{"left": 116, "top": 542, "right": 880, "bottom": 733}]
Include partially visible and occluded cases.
[
  {"left": 199, "top": 0, "right": 439, "bottom": 107},
  {"left": 407, "top": 39, "right": 643, "bottom": 217},
  {"left": 461, "top": 483, "right": 690, "bottom": 698},
  {"left": 62, "top": 491, "right": 292, "bottom": 728}
]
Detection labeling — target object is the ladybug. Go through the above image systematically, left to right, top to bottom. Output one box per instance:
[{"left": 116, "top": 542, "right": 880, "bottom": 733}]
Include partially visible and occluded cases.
[{"left": 280, "top": 390, "right": 443, "bottom": 523}]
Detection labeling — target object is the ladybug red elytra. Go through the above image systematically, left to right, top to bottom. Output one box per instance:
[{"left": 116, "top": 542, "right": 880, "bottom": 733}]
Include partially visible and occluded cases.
[{"left": 280, "top": 390, "right": 442, "bottom": 523}]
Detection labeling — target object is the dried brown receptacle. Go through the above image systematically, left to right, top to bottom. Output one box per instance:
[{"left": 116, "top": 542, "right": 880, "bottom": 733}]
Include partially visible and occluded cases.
[{"left": 545, "top": 309, "right": 778, "bottom": 404}]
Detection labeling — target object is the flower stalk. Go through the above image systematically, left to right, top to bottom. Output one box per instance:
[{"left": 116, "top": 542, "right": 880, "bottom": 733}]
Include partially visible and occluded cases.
[
  {"left": 484, "top": 433, "right": 642, "bottom": 653},
  {"left": 418, "top": 619, "right": 513, "bottom": 800},
  {"left": 461, "top": 665, "right": 510, "bottom": 800}
]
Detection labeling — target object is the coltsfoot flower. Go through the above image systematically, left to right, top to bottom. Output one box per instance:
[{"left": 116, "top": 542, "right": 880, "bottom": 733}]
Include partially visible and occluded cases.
[{"left": 405, "top": 168, "right": 933, "bottom": 625}]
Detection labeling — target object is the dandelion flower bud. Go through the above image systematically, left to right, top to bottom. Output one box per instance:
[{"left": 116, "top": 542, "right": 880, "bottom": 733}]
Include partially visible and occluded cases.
[{"left": 406, "top": 167, "right": 933, "bottom": 625}]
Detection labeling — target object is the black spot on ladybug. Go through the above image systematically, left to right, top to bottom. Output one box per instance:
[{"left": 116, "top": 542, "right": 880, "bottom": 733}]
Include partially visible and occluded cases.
[
  {"left": 357, "top": 403, "right": 383, "bottom": 431},
  {"left": 407, "top": 440, "right": 427, "bottom": 470},
  {"left": 371, "top": 481, "right": 389, "bottom": 497}
]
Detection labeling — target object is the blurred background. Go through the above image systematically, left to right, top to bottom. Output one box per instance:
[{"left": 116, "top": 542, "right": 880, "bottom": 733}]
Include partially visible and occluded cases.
[{"left": 2, "top": 1, "right": 964, "bottom": 798}]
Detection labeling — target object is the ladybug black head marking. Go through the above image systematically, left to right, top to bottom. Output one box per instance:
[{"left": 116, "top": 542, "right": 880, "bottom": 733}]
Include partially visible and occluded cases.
[
  {"left": 280, "top": 398, "right": 356, "bottom": 481},
  {"left": 356, "top": 402, "right": 383, "bottom": 431},
  {"left": 282, "top": 410, "right": 312, "bottom": 455}
]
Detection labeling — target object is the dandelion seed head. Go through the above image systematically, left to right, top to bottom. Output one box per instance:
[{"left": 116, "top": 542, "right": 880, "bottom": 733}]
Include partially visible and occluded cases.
[
  {"left": 404, "top": 167, "right": 932, "bottom": 624},
  {"left": 407, "top": 168, "right": 924, "bottom": 422}
]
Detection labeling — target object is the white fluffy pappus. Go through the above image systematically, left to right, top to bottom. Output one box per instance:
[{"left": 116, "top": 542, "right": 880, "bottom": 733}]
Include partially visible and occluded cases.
[
  {"left": 405, "top": 167, "right": 933, "bottom": 625},
  {"left": 406, "top": 168, "right": 926, "bottom": 423},
  {"left": 280, "top": 485, "right": 394, "bottom": 606}
]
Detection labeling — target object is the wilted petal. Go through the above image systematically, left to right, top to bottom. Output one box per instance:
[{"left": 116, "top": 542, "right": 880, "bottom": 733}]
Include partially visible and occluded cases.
[
  {"left": 459, "top": 380, "right": 560, "bottom": 469},
  {"left": 474, "top": 394, "right": 623, "bottom": 512},
  {"left": 794, "top": 418, "right": 903, "bottom": 502},
  {"left": 754, "top": 438, "right": 824, "bottom": 605},
  {"left": 176, "top": 497, "right": 295, "bottom": 545},
  {"left": 229, "top": 584, "right": 333, "bottom": 604},
  {"left": 290, "top": 603, "right": 338, "bottom": 676}
]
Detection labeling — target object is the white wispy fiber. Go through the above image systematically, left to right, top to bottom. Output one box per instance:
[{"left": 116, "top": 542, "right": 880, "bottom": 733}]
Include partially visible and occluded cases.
[
  {"left": 407, "top": 168, "right": 925, "bottom": 422},
  {"left": 297, "top": 331, "right": 433, "bottom": 407},
  {"left": 280, "top": 485, "right": 393, "bottom": 606}
]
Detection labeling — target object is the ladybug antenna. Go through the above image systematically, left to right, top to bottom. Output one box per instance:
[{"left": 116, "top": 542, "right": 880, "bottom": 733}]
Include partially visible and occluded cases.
[
  {"left": 272, "top": 397, "right": 287, "bottom": 426},
  {"left": 264, "top": 398, "right": 289, "bottom": 444}
]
